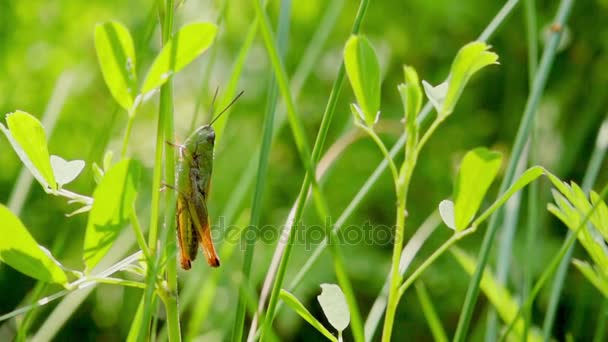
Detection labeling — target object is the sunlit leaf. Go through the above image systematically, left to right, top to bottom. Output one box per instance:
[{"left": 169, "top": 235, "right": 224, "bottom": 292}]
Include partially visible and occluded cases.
[
  {"left": 95, "top": 21, "right": 137, "bottom": 110},
  {"left": 142, "top": 22, "right": 217, "bottom": 94},
  {"left": 344, "top": 35, "right": 381, "bottom": 126},
  {"left": 442, "top": 41, "right": 498, "bottom": 117},
  {"left": 1, "top": 111, "right": 56, "bottom": 190},
  {"left": 453, "top": 147, "right": 502, "bottom": 231},
  {"left": 50, "top": 155, "right": 85, "bottom": 187},
  {"left": 83, "top": 159, "right": 141, "bottom": 271},
  {"left": 0, "top": 205, "right": 68, "bottom": 285},
  {"left": 317, "top": 283, "right": 350, "bottom": 333},
  {"left": 280, "top": 290, "right": 337, "bottom": 341}
]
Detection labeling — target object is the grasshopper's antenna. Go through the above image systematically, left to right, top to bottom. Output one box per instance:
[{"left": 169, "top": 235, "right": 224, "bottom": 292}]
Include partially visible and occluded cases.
[
  {"left": 209, "top": 86, "right": 220, "bottom": 115},
  {"left": 208, "top": 90, "right": 244, "bottom": 127}
]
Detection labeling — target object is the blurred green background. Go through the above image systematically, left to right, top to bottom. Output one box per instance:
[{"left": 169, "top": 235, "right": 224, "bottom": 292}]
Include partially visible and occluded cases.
[{"left": 1, "top": 0, "right": 607, "bottom": 340}]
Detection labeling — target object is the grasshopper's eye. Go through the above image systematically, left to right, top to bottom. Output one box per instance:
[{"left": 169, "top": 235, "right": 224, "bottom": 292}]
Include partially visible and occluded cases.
[{"left": 207, "top": 130, "right": 215, "bottom": 143}]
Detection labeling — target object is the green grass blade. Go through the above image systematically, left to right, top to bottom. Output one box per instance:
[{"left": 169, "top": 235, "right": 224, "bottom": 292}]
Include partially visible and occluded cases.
[
  {"left": 232, "top": 1, "right": 291, "bottom": 340},
  {"left": 415, "top": 281, "right": 449, "bottom": 342}
]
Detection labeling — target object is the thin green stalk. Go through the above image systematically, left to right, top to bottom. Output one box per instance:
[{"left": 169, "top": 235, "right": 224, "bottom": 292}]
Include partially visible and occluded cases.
[
  {"left": 140, "top": 0, "right": 179, "bottom": 341},
  {"left": 159, "top": 0, "right": 180, "bottom": 340},
  {"left": 255, "top": 0, "right": 369, "bottom": 341},
  {"left": 232, "top": 1, "right": 291, "bottom": 340},
  {"left": 453, "top": 1, "right": 575, "bottom": 340},
  {"left": 522, "top": 1, "right": 539, "bottom": 340},
  {"left": 520, "top": 2, "right": 540, "bottom": 328},
  {"left": 121, "top": 97, "right": 144, "bottom": 158},
  {"left": 382, "top": 114, "right": 419, "bottom": 341},
  {"left": 542, "top": 116, "right": 608, "bottom": 340},
  {"left": 416, "top": 117, "right": 443, "bottom": 155},
  {"left": 361, "top": 127, "right": 399, "bottom": 187},
  {"left": 523, "top": 138, "right": 539, "bottom": 340},
  {"left": 485, "top": 147, "right": 527, "bottom": 341},
  {"left": 381, "top": 194, "right": 408, "bottom": 342},
  {"left": 130, "top": 206, "right": 151, "bottom": 262},
  {"left": 399, "top": 229, "right": 474, "bottom": 297},
  {"left": 85, "top": 277, "right": 146, "bottom": 289},
  {"left": 416, "top": 281, "right": 449, "bottom": 342},
  {"left": 159, "top": 290, "right": 180, "bottom": 342}
]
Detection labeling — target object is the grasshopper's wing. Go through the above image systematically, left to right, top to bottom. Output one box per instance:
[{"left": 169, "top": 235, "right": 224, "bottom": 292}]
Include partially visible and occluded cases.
[
  {"left": 175, "top": 158, "right": 199, "bottom": 270},
  {"left": 187, "top": 169, "right": 220, "bottom": 267},
  {"left": 177, "top": 193, "right": 199, "bottom": 270}
]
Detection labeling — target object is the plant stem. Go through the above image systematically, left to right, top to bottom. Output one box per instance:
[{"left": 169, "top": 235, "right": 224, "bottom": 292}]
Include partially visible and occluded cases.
[
  {"left": 158, "top": 0, "right": 180, "bottom": 340},
  {"left": 381, "top": 113, "right": 419, "bottom": 341},
  {"left": 361, "top": 126, "right": 399, "bottom": 188},
  {"left": 381, "top": 191, "right": 408, "bottom": 342},
  {"left": 130, "top": 205, "right": 151, "bottom": 262},
  {"left": 398, "top": 229, "right": 474, "bottom": 297}
]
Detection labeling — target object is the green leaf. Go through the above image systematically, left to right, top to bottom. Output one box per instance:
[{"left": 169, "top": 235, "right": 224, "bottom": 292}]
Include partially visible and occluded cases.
[
  {"left": 94, "top": 21, "right": 137, "bottom": 110},
  {"left": 142, "top": 22, "right": 217, "bottom": 94},
  {"left": 344, "top": 35, "right": 381, "bottom": 126},
  {"left": 441, "top": 41, "right": 498, "bottom": 117},
  {"left": 424, "top": 42, "right": 498, "bottom": 117},
  {"left": 398, "top": 65, "right": 422, "bottom": 136},
  {"left": 1, "top": 111, "right": 56, "bottom": 190},
  {"left": 453, "top": 147, "right": 502, "bottom": 231},
  {"left": 50, "top": 155, "right": 85, "bottom": 187},
  {"left": 83, "top": 159, "right": 141, "bottom": 271},
  {"left": 472, "top": 166, "right": 545, "bottom": 227},
  {"left": 0, "top": 205, "right": 68, "bottom": 285},
  {"left": 451, "top": 247, "right": 542, "bottom": 342},
  {"left": 572, "top": 259, "right": 608, "bottom": 298},
  {"left": 317, "top": 283, "right": 350, "bottom": 333},
  {"left": 280, "top": 290, "right": 337, "bottom": 341}
]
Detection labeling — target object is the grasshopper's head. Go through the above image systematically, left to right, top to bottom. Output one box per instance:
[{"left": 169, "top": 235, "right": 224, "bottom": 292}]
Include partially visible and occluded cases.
[
  {"left": 185, "top": 125, "right": 216, "bottom": 158},
  {"left": 192, "top": 125, "right": 215, "bottom": 146}
]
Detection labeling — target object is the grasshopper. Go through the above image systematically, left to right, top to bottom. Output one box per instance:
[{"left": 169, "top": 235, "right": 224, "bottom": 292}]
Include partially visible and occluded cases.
[{"left": 173, "top": 91, "right": 243, "bottom": 270}]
